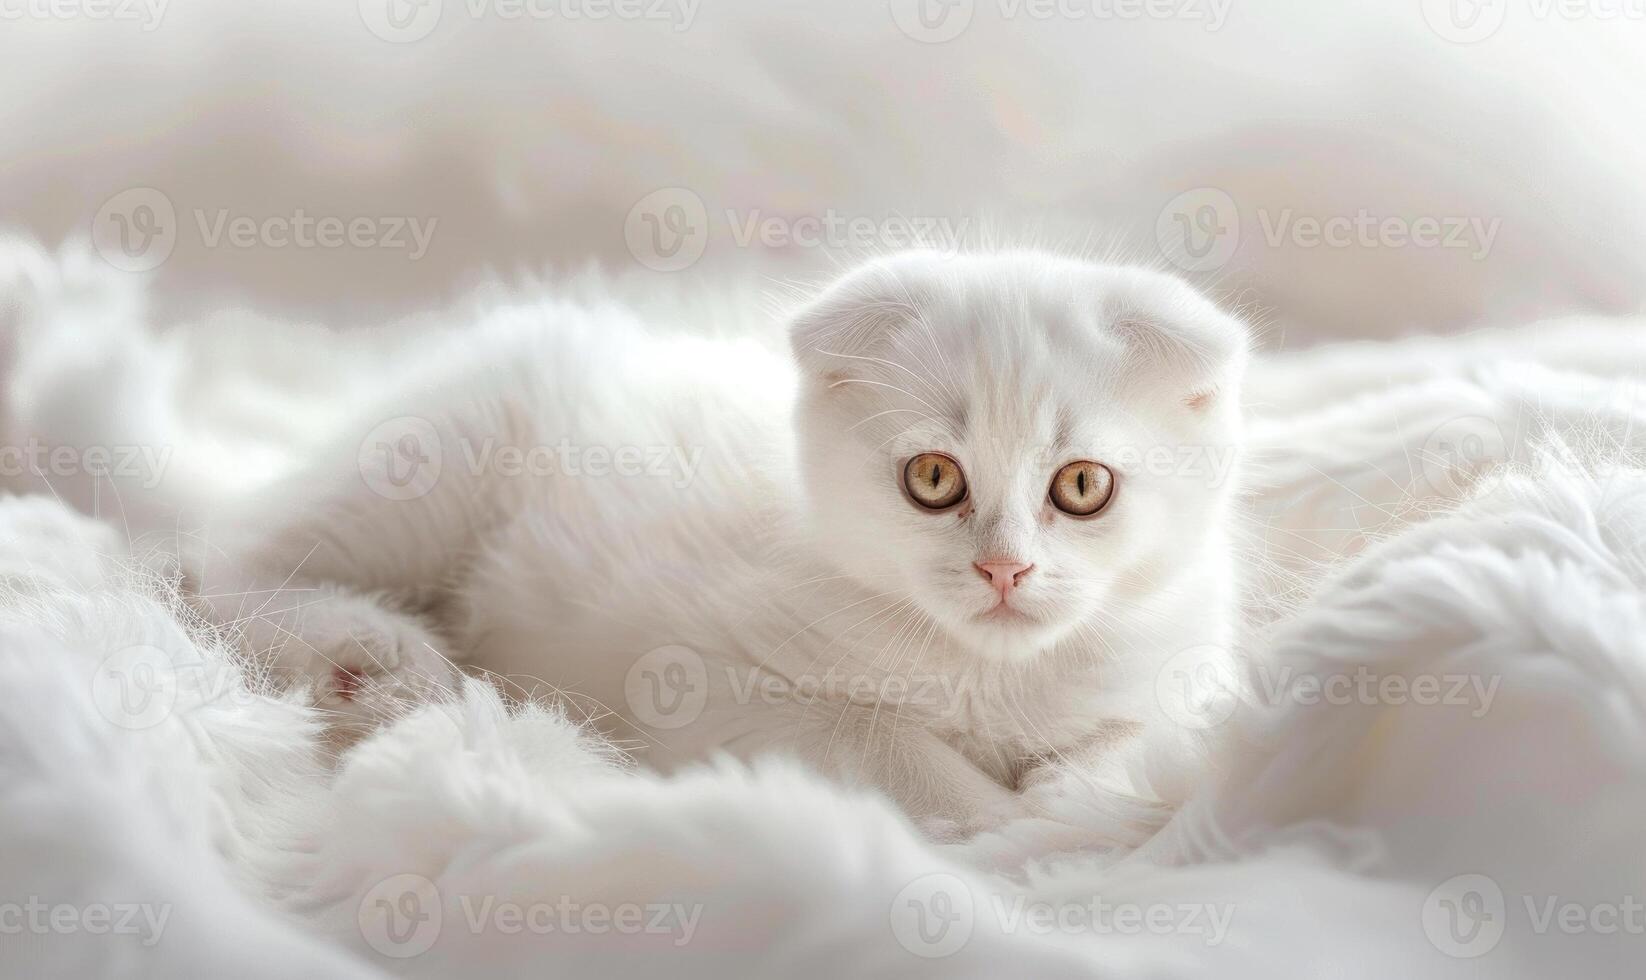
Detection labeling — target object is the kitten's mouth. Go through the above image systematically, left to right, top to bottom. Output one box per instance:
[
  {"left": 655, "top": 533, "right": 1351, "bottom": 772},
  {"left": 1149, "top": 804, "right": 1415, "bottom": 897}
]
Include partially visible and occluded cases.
[{"left": 977, "top": 601, "right": 1032, "bottom": 624}]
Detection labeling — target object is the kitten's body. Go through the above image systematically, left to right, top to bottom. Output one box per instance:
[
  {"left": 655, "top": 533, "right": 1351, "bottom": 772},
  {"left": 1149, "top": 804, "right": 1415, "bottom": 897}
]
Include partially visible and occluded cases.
[{"left": 187, "top": 251, "right": 1246, "bottom": 834}]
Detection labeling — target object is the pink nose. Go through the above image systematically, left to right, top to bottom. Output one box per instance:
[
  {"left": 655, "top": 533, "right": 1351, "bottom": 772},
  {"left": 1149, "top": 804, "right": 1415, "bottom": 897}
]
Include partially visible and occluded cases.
[{"left": 974, "top": 559, "right": 1034, "bottom": 597}]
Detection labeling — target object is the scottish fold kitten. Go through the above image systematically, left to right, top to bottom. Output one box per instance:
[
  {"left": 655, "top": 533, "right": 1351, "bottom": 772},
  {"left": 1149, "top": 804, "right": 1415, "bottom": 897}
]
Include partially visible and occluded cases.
[{"left": 189, "top": 250, "right": 1247, "bottom": 835}]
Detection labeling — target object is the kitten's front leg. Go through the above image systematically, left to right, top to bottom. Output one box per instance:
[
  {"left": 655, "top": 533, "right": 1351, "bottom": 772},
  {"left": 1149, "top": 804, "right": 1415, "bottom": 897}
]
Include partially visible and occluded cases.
[
  {"left": 181, "top": 388, "right": 525, "bottom": 741},
  {"left": 190, "top": 567, "right": 457, "bottom": 744},
  {"left": 735, "top": 701, "right": 1038, "bottom": 840},
  {"left": 1011, "top": 725, "right": 1192, "bottom": 849}
]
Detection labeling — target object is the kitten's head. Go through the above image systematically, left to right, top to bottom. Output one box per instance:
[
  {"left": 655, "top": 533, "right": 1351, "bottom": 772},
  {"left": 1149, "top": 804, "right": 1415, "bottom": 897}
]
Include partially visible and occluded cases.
[{"left": 790, "top": 251, "right": 1247, "bottom": 662}]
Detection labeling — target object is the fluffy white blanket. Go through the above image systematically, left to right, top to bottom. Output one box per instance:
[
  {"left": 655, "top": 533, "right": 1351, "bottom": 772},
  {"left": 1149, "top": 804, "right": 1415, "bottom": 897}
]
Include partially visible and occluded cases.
[{"left": 3, "top": 245, "right": 1645, "bottom": 977}]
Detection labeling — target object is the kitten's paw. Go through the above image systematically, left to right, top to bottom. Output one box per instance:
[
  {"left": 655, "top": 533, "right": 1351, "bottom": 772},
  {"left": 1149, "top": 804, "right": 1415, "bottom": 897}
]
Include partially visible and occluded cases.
[
  {"left": 261, "top": 593, "right": 457, "bottom": 744},
  {"left": 1013, "top": 764, "right": 1175, "bottom": 849}
]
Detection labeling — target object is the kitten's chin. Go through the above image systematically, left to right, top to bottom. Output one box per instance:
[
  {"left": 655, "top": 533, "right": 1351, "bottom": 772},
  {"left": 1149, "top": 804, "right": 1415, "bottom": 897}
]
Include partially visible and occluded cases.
[{"left": 950, "top": 611, "right": 1068, "bottom": 663}]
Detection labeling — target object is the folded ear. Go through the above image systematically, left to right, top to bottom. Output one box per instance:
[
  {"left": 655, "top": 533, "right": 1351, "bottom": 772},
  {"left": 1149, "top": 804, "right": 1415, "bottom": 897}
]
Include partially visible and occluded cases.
[
  {"left": 790, "top": 254, "right": 1249, "bottom": 415},
  {"left": 787, "top": 255, "right": 932, "bottom": 388},
  {"left": 1102, "top": 273, "right": 1250, "bottom": 417}
]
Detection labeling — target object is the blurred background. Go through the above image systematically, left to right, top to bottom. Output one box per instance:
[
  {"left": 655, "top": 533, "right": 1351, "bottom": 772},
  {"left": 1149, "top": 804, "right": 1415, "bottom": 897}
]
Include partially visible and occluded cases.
[{"left": 2, "top": 0, "right": 1644, "bottom": 344}]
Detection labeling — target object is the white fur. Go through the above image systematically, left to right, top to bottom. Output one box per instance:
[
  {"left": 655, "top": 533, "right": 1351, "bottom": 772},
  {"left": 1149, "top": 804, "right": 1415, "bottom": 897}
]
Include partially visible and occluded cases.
[
  {"left": 7, "top": 243, "right": 1646, "bottom": 976},
  {"left": 141, "top": 250, "right": 1246, "bottom": 835}
]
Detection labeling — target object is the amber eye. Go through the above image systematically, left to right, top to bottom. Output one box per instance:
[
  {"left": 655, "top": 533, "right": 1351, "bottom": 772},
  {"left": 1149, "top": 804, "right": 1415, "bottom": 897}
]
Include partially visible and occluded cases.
[
  {"left": 904, "top": 453, "right": 968, "bottom": 510},
  {"left": 1049, "top": 460, "right": 1114, "bottom": 516}
]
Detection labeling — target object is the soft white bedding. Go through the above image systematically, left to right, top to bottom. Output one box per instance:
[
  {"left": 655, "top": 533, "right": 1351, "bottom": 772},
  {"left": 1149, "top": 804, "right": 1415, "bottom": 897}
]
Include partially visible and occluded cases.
[{"left": 3, "top": 245, "right": 1645, "bottom": 977}]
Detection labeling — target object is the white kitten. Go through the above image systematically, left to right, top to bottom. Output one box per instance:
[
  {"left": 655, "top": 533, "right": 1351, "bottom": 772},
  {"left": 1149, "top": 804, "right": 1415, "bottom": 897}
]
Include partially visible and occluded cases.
[{"left": 186, "top": 250, "right": 1248, "bottom": 835}]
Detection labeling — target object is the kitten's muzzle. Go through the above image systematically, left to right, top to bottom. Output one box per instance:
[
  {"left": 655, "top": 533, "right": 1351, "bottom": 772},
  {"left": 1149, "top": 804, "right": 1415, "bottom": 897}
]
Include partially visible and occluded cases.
[{"left": 973, "top": 559, "right": 1033, "bottom": 600}]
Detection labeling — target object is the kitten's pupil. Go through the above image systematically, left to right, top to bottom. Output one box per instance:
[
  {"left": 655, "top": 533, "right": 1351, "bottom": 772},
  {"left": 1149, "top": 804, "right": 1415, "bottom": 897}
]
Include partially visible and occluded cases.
[
  {"left": 904, "top": 453, "right": 967, "bottom": 511},
  {"left": 1077, "top": 469, "right": 1087, "bottom": 495}
]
